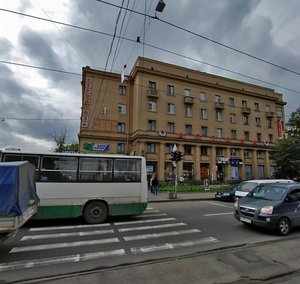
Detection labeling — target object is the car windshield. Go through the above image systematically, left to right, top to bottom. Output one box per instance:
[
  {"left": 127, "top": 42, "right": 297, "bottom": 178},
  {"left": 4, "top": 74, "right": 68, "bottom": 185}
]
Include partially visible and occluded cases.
[
  {"left": 235, "top": 181, "right": 258, "bottom": 192},
  {"left": 250, "top": 185, "right": 286, "bottom": 201}
]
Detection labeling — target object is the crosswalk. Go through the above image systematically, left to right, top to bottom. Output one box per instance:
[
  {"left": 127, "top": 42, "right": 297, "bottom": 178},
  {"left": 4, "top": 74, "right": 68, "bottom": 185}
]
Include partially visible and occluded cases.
[{"left": 0, "top": 207, "right": 219, "bottom": 272}]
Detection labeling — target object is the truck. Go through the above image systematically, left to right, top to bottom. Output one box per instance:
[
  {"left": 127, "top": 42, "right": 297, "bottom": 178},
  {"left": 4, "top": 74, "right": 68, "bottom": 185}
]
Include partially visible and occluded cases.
[{"left": 0, "top": 161, "right": 39, "bottom": 244}]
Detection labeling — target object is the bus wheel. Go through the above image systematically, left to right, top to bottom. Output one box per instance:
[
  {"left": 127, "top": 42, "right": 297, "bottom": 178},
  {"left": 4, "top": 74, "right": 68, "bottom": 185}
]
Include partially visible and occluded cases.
[{"left": 83, "top": 201, "right": 108, "bottom": 224}]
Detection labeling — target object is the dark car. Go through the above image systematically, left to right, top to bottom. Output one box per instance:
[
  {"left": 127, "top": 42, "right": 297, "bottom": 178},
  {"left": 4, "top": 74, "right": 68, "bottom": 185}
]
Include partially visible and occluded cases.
[
  {"left": 234, "top": 183, "right": 300, "bottom": 236},
  {"left": 215, "top": 186, "right": 237, "bottom": 202}
]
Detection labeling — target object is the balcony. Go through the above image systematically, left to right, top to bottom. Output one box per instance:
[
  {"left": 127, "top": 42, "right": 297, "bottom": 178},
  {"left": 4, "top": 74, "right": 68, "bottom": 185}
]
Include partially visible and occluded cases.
[
  {"left": 147, "top": 89, "right": 158, "bottom": 99},
  {"left": 184, "top": 96, "right": 194, "bottom": 104},
  {"left": 214, "top": 102, "right": 225, "bottom": 109},
  {"left": 241, "top": 107, "right": 251, "bottom": 114},
  {"left": 265, "top": 111, "right": 274, "bottom": 118}
]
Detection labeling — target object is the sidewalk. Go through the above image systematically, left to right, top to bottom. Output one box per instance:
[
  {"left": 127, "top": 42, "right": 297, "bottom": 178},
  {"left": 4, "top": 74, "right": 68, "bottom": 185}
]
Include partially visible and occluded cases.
[{"left": 148, "top": 190, "right": 216, "bottom": 202}]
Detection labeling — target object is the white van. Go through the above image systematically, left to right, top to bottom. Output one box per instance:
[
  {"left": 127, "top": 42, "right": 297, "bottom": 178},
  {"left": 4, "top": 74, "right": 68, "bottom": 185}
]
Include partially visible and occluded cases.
[{"left": 234, "top": 179, "right": 294, "bottom": 199}]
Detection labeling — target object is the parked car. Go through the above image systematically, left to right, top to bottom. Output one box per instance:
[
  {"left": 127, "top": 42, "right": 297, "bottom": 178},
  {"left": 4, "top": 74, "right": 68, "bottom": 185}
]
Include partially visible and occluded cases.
[
  {"left": 234, "top": 179, "right": 294, "bottom": 200},
  {"left": 234, "top": 183, "right": 300, "bottom": 236},
  {"left": 215, "top": 185, "right": 237, "bottom": 202}
]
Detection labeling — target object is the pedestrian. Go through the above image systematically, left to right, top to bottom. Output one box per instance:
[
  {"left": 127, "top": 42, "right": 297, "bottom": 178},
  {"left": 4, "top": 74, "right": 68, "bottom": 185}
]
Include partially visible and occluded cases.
[
  {"left": 150, "top": 174, "right": 154, "bottom": 194},
  {"left": 152, "top": 175, "right": 159, "bottom": 195}
]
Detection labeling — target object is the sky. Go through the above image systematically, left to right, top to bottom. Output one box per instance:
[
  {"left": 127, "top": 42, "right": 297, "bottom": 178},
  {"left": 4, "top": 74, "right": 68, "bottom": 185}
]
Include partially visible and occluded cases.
[{"left": 0, "top": 0, "right": 300, "bottom": 152}]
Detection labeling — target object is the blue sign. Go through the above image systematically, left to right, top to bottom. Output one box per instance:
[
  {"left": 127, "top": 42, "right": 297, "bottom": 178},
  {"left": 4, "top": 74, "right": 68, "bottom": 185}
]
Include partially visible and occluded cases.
[{"left": 93, "top": 144, "right": 110, "bottom": 151}]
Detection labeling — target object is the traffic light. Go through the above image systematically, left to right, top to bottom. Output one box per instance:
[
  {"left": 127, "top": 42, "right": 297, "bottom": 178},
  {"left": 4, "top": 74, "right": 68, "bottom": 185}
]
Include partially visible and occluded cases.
[
  {"left": 170, "top": 151, "right": 178, "bottom": 161},
  {"left": 170, "top": 151, "right": 184, "bottom": 162},
  {"left": 176, "top": 151, "right": 184, "bottom": 161}
]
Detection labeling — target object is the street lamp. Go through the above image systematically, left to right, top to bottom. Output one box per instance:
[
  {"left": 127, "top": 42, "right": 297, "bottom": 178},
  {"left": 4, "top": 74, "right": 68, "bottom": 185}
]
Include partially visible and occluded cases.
[{"left": 155, "top": 0, "right": 166, "bottom": 13}]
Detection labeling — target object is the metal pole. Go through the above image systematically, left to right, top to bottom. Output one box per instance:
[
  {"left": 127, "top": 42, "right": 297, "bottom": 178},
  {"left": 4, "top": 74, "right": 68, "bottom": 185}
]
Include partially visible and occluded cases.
[{"left": 174, "top": 165, "right": 178, "bottom": 198}]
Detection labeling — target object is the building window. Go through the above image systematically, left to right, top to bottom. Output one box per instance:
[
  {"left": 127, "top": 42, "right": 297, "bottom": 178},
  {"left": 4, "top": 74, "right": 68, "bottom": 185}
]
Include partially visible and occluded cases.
[
  {"left": 149, "top": 81, "right": 156, "bottom": 90},
  {"left": 119, "top": 85, "right": 126, "bottom": 96},
  {"left": 167, "top": 85, "right": 174, "bottom": 95},
  {"left": 184, "top": 88, "right": 191, "bottom": 97},
  {"left": 199, "top": 92, "right": 207, "bottom": 101},
  {"left": 215, "top": 95, "right": 221, "bottom": 103},
  {"left": 229, "top": 98, "right": 235, "bottom": 107},
  {"left": 242, "top": 100, "right": 247, "bottom": 107},
  {"left": 148, "top": 101, "right": 156, "bottom": 111},
  {"left": 254, "top": 102, "right": 259, "bottom": 111},
  {"left": 167, "top": 103, "right": 175, "bottom": 114},
  {"left": 118, "top": 104, "right": 126, "bottom": 114},
  {"left": 265, "top": 105, "right": 270, "bottom": 112},
  {"left": 185, "top": 106, "right": 192, "bottom": 117},
  {"left": 276, "top": 107, "right": 283, "bottom": 118},
  {"left": 200, "top": 108, "right": 208, "bottom": 119},
  {"left": 216, "top": 111, "right": 222, "bottom": 121},
  {"left": 230, "top": 113, "right": 236, "bottom": 124},
  {"left": 243, "top": 115, "right": 249, "bottom": 125},
  {"left": 255, "top": 117, "right": 261, "bottom": 126},
  {"left": 267, "top": 118, "right": 272, "bottom": 128},
  {"left": 148, "top": 120, "right": 156, "bottom": 131},
  {"left": 167, "top": 122, "right": 175, "bottom": 133},
  {"left": 117, "top": 123, "right": 125, "bottom": 133},
  {"left": 185, "top": 124, "right": 192, "bottom": 135},
  {"left": 201, "top": 126, "right": 208, "bottom": 137},
  {"left": 216, "top": 128, "right": 223, "bottom": 138},
  {"left": 231, "top": 129, "right": 237, "bottom": 139},
  {"left": 244, "top": 131, "right": 250, "bottom": 141},
  {"left": 257, "top": 133, "right": 262, "bottom": 142},
  {"left": 269, "top": 134, "right": 273, "bottom": 143},
  {"left": 117, "top": 143, "right": 125, "bottom": 153},
  {"left": 147, "top": 143, "right": 156, "bottom": 153},
  {"left": 165, "top": 144, "right": 173, "bottom": 153},
  {"left": 184, "top": 145, "right": 192, "bottom": 155},
  {"left": 201, "top": 146, "right": 208, "bottom": 156},
  {"left": 216, "top": 147, "right": 224, "bottom": 156},
  {"left": 230, "top": 148, "right": 237, "bottom": 156},
  {"left": 244, "top": 150, "right": 251, "bottom": 158},
  {"left": 257, "top": 151, "right": 263, "bottom": 159}
]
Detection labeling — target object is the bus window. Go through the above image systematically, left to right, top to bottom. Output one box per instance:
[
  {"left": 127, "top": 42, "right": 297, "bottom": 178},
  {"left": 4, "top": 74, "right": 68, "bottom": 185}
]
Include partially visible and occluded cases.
[
  {"left": 4, "top": 154, "right": 39, "bottom": 170},
  {"left": 39, "top": 156, "right": 77, "bottom": 181},
  {"left": 78, "top": 157, "right": 112, "bottom": 182},
  {"left": 114, "top": 159, "right": 141, "bottom": 182}
]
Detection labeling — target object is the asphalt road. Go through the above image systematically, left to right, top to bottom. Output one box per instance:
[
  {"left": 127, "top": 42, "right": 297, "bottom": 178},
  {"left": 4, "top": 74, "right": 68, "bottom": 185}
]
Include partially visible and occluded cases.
[{"left": 1, "top": 200, "right": 300, "bottom": 283}]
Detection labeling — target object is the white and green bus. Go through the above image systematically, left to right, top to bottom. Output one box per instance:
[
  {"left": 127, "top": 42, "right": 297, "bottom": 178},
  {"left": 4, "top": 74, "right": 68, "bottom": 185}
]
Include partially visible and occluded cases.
[{"left": 0, "top": 149, "right": 148, "bottom": 224}]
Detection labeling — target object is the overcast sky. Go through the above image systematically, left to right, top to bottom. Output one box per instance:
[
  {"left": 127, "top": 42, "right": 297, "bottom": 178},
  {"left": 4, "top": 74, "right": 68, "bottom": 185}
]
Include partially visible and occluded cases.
[{"left": 0, "top": 0, "right": 300, "bottom": 152}]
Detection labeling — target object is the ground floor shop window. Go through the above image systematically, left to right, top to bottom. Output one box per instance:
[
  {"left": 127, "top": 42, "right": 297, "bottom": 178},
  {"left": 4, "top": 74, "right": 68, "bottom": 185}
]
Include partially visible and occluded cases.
[{"left": 245, "top": 165, "right": 252, "bottom": 180}]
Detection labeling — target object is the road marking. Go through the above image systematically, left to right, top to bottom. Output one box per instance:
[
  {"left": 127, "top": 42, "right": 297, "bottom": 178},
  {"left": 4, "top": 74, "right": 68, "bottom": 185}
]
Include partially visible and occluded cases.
[
  {"left": 203, "top": 201, "right": 234, "bottom": 209},
  {"left": 204, "top": 212, "right": 233, "bottom": 217},
  {"left": 135, "top": 213, "right": 167, "bottom": 218},
  {"left": 114, "top": 217, "right": 176, "bottom": 226},
  {"left": 118, "top": 222, "right": 187, "bottom": 232},
  {"left": 29, "top": 223, "right": 111, "bottom": 232},
  {"left": 21, "top": 229, "right": 114, "bottom": 241},
  {"left": 124, "top": 229, "right": 200, "bottom": 241},
  {"left": 131, "top": 237, "right": 219, "bottom": 254},
  {"left": 10, "top": 238, "right": 119, "bottom": 253},
  {"left": 0, "top": 249, "right": 126, "bottom": 272}
]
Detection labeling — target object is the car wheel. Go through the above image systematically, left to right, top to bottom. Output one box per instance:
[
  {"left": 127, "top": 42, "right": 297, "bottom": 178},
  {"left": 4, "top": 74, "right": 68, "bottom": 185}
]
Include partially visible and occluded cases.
[
  {"left": 83, "top": 201, "right": 108, "bottom": 224},
  {"left": 276, "top": 217, "right": 291, "bottom": 236}
]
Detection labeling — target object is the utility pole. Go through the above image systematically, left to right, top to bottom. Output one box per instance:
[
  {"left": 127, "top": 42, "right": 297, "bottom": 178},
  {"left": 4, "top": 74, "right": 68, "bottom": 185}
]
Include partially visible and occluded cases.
[{"left": 170, "top": 144, "right": 184, "bottom": 199}]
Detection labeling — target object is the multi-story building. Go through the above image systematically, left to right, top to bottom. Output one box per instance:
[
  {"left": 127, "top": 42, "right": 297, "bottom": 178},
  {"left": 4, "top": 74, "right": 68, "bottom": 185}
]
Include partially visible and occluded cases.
[{"left": 79, "top": 57, "right": 286, "bottom": 182}]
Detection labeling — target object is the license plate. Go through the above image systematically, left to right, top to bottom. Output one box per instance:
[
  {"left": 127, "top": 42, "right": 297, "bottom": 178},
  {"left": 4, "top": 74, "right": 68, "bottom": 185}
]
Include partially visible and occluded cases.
[{"left": 240, "top": 217, "right": 251, "bottom": 224}]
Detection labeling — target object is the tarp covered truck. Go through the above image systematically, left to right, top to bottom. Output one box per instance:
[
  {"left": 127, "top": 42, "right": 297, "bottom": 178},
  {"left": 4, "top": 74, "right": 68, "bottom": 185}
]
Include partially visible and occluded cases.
[{"left": 0, "top": 161, "right": 39, "bottom": 244}]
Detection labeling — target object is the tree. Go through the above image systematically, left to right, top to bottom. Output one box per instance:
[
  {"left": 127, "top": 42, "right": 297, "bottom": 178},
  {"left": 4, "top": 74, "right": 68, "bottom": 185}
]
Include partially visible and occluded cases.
[
  {"left": 272, "top": 106, "right": 300, "bottom": 180},
  {"left": 286, "top": 107, "right": 300, "bottom": 137},
  {"left": 50, "top": 129, "right": 78, "bottom": 153}
]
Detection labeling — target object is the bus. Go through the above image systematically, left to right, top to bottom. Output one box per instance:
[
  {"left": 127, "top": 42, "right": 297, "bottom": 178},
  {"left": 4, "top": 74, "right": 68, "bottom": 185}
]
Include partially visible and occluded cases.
[{"left": 0, "top": 149, "right": 148, "bottom": 224}]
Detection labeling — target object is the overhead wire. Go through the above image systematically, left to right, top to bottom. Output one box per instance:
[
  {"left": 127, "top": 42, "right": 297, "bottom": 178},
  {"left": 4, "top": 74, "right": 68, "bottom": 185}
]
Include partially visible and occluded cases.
[
  {"left": 95, "top": 0, "right": 300, "bottom": 77},
  {"left": 0, "top": 8, "right": 300, "bottom": 95}
]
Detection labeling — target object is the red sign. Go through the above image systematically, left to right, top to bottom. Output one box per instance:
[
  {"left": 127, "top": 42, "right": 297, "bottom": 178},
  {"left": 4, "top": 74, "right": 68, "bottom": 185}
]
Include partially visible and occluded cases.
[{"left": 277, "top": 119, "right": 283, "bottom": 139}]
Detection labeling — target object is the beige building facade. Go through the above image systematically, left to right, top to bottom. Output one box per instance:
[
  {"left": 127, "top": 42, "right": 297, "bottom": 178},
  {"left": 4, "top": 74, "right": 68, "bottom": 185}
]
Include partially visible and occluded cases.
[{"left": 79, "top": 57, "right": 286, "bottom": 182}]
